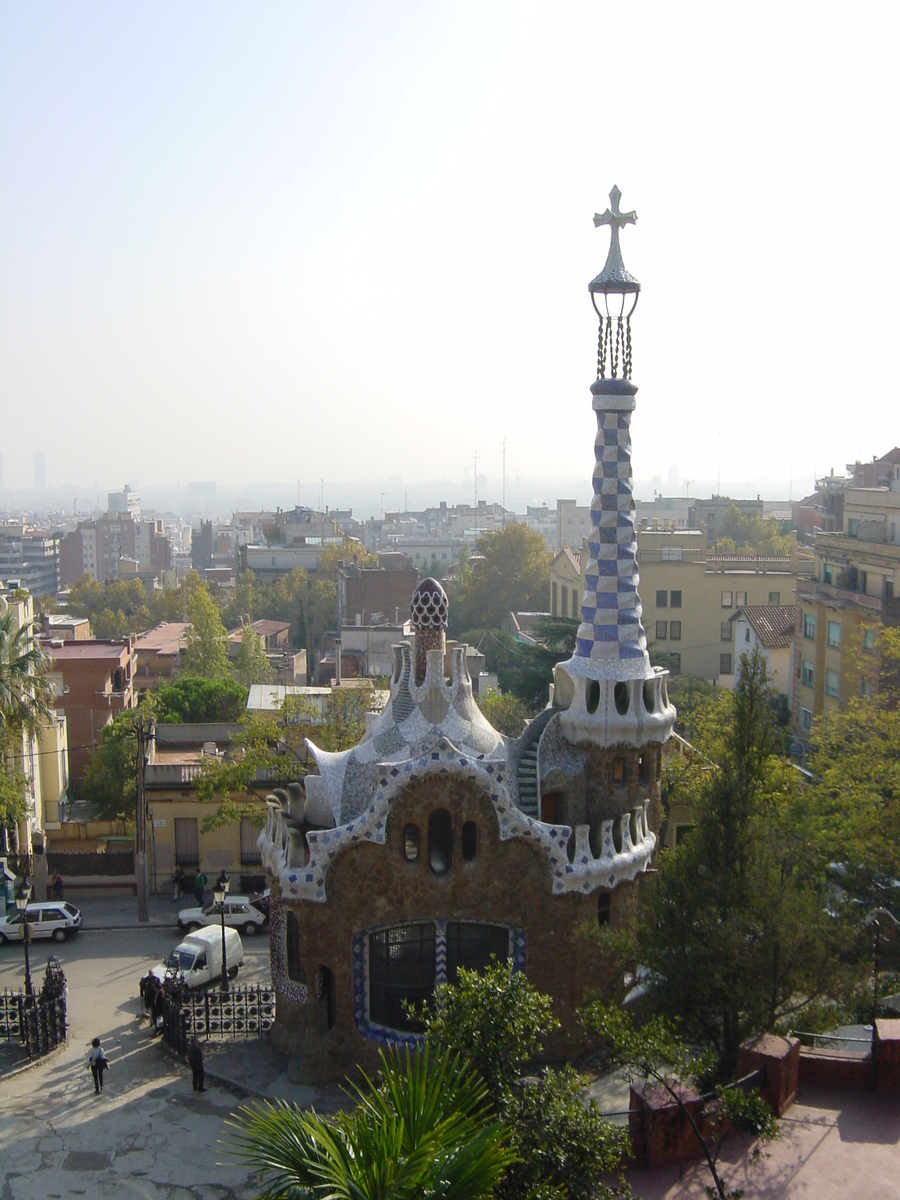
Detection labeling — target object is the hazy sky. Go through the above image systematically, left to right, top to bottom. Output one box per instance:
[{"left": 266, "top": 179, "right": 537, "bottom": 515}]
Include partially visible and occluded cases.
[{"left": 1, "top": 2, "right": 898, "bottom": 503}]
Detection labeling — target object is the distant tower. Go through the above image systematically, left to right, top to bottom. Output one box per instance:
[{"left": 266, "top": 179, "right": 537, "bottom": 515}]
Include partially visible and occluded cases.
[
  {"left": 553, "top": 187, "right": 676, "bottom": 746},
  {"left": 34, "top": 452, "right": 46, "bottom": 493}
]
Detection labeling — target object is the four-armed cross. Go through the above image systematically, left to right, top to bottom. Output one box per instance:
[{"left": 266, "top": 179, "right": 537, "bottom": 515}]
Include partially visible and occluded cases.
[{"left": 593, "top": 185, "right": 637, "bottom": 281}]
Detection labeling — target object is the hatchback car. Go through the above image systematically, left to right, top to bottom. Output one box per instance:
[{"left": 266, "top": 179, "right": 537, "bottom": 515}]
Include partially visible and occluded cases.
[
  {"left": 177, "top": 896, "right": 267, "bottom": 936},
  {"left": 0, "top": 902, "right": 83, "bottom": 943}
]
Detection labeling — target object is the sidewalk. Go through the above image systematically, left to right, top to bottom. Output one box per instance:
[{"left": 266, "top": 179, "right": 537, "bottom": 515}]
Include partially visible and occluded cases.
[{"left": 70, "top": 892, "right": 183, "bottom": 931}]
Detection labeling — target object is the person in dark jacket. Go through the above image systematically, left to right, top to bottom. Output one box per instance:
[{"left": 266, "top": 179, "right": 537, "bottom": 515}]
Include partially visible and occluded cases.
[
  {"left": 193, "top": 870, "right": 207, "bottom": 906},
  {"left": 151, "top": 983, "right": 166, "bottom": 1033},
  {"left": 88, "top": 1037, "right": 110, "bottom": 1093},
  {"left": 187, "top": 1037, "right": 205, "bottom": 1092}
]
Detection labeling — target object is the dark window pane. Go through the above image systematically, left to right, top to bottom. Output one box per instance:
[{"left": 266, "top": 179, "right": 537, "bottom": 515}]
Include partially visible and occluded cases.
[
  {"left": 429, "top": 809, "right": 453, "bottom": 875},
  {"left": 462, "top": 821, "right": 477, "bottom": 861},
  {"left": 597, "top": 891, "right": 611, "bottom": 926},
  {"left": 286, "top": 911, "right": 306, "bottom": 983},
  {"left": 446, "top": 922, "right": 509, "bottom": 983},
  {"left": 369, "top": 923, "right": 436, "bottom": 1031}
]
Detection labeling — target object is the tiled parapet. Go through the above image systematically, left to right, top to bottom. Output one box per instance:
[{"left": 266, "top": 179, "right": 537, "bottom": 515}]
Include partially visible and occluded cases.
[
  {"left": 552, "top": 667, "right": 676, "bottom": 749},
  {"left": 258, "top": 736, "right": 657, "bottom": 903}
]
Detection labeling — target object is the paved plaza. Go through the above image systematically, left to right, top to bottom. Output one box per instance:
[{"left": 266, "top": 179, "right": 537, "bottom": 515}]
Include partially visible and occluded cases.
[{"left": 1, "top": 895, "right": 899, "bottom": 1198}]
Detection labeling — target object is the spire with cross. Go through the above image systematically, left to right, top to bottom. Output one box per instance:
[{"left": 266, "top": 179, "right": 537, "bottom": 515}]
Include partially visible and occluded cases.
[{"left": 590, "top": 185, "right": 640, "bottom": 295}]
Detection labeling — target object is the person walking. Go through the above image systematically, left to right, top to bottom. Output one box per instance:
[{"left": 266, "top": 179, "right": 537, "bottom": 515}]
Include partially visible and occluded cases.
[
  {"left": 172, "top": 865, "right": 185, "bottom": 903},
  {"left": 193, "top": 869, "right": 206, "bottom": 907},
  {"left": 51, "top": 872, "right": 64, "bottom": 901},
  {"left": 151, "top": 982, "right": 166, "bottom": 1033},
  {"left": 88, "top": 1037, "right": 110, "bottom": 1094},
  {"left": 187, "top": 1037, "right": 206, "bottom": 1092}
]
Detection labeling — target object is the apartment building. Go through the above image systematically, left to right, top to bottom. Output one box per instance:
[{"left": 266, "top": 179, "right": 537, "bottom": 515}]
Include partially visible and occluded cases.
[
  {"left": 792, "top": 485, "right": 900, "bottom": 753},
  {"left": 556, "top": 498, "right": 592, "bottom": 552},
  {"left": 59, "top": 515, "right": 170, "bottom": 586},
  {"left": 0, "top": 524, "right": 61, "bottom": 598},
  {"left": 638, "top": 530, "right": 807, "bottom": 680},
  {"left": 549, "top": 547, "right": 581, "bottom": 618},
  {"left": 337, "top": 553, "right": 418, "bottom": 627},
  {"left": 0, "top": 585, "right": 69, "bottom": 863},
  {"left": 719, "top": 605, "right": 795, "bottom": 694},
  {"left": 134, "top": 622, "right": 189, "bottom": 684},
  {"left": 48, "top": 638, "right": 136, "bottom": 784},
  {"left": 143, "top": 723, "right": 271, "bottom": 895}
]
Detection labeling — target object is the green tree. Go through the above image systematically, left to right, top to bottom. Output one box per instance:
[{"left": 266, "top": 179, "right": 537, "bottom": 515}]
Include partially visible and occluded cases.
[
  {"left": 715, "top": 506, "right": 793, "bottom": 557},
  {"left": 451, "top": 525, "right": 550, "bottom": 633},
  {"left": 182, "top": 584, "right": 230, "bottom": 679},
  {"left": 0, "top": 607, "right": 53, "bottom": 737},
  {"left": 805, "top": 625, "right": 900, "bottom": 915},
  {"left": 233, "top": 628, "right": 274, "bottom": 686},
  {"left": 646, "top": 649, "right": 850, "bottom": 1078},
  {"left": 153, "top": 676, "right": 248, "bottom": 724},
  {"left": 476, "top": 689, "right": 528, "bottom": 737},
  {"left": 79, "top": 713, "right": 137, "bottom": 819},
  {"left": 0, "top": 733, "right": 29, "bottom": 835},
  {"left": 421, "top": 961, "right": 630, "bottom": 1200},
  {"left": 584, "top": 1001, "right": 778, "bottom": 1200},
  {"left": 227, "top": 1045, "right": 515, "bottom": 1200}
]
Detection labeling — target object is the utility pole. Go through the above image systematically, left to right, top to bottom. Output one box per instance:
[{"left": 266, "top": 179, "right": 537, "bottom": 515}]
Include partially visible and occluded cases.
[
  {"left": 501, "top": 436, "right": 507, "bottom": 525},
  {"left": 473, "top": 451, "right": 478, "bottom": 533},
  {"left": 134, "top": 715, "right": 151, "bottom": 923}
]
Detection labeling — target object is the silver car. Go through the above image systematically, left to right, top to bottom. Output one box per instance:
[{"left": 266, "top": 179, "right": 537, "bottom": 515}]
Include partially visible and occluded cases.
[{"left": 0, "top": 901, "right": 83, "bottom": 943}]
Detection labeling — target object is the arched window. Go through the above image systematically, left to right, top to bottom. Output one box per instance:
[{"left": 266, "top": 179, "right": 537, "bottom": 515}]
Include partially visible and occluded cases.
[
  {"left": 429, "top": 809, "right": 453, "bottom": 874},
  {"left": 462, "top": 821, "right": 477, "bottom": 861},
  {"left": 403, "top": 824, "right": 420, "bottom": 861},
  {"left": 597, "top": 890, "right": 611, "bottom": 927},
  {"left": 286, "top": 911, "right": 306, "bottom": 983}
]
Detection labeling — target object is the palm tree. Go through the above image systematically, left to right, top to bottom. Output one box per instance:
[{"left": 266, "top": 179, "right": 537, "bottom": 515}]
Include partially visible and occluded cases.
[
  {"left": 0, "top": 605, "right": 53, "bottom": 737},
  {"left": 226, "top": 1044, "right": 516, "bottom": 1200}
]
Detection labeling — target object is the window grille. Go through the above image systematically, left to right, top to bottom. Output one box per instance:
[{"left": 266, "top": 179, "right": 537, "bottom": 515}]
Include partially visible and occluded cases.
[{"left": 368, "top": 924, "right": 436, "bottom": 1032}]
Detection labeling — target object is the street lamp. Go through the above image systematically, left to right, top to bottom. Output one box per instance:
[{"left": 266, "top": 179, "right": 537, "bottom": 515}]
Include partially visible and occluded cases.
[
  {"left": 213, "top": 869, "right": 230, "bottom": 993},
  {"left": 15, "top": 876, "right": 34, "bottom": 998}
]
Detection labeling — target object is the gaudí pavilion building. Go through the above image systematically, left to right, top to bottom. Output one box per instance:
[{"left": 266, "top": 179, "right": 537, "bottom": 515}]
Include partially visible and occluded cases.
[{"left": 259, "top": 189, "right": 677, "bottom": 1081}]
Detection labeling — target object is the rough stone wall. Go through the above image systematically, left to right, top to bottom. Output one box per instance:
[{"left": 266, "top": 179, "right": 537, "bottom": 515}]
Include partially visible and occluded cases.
[{"left": 272, "top": 773, "right": 636, "bottom": 1082}]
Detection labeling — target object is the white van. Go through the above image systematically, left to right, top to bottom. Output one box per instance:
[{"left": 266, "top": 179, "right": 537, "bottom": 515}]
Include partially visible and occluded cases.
[
  {"left": 0, "top": 901, "right": 82, "bottom": 944},
  {"left": 151, "top": 926, "right": 243, "bottom": 990}
]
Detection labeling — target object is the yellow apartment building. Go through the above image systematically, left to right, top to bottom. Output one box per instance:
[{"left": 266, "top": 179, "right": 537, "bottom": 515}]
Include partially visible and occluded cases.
[
  {"left": 792, "top": 486, "right": 900, "bottom": 753},
  {"left": 549, "top": 547, "right": 581, "bottom": 619},
  {"left": 144, "top": 722, "right": 287, "bottom": 895}
]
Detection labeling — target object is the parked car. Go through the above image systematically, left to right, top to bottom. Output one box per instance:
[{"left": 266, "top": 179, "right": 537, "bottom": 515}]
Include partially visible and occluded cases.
[
  {"left": 249, "top": 889, "right": 271, "bottom": 924},
  {"left": 177, "top": 895, "right": 267, "bottom": 936},
  {"left": 0, "top": 902, "right": 83, "bottom": 944},
  {"left": 151, "top": 926, "right": 244, "bottom": 989}
]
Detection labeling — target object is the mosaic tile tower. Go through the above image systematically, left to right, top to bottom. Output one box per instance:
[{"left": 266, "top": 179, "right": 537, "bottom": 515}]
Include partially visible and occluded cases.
[{"left": 554, "top": 188, "right": 676, "bottom": 746}]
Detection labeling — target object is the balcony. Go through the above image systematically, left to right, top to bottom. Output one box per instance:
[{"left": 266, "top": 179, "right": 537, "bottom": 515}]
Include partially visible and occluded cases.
[{"left": 797, "top": 578, "right": 883, "bottom": 615}]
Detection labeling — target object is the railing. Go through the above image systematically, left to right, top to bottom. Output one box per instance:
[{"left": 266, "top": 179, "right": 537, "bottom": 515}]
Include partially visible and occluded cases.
[
  {"left": 240, "top": 851, "right": 262, "bottom": 866},
  {"left": 175, "top": 852, "right": 200, "bottom": 867},
  {"left": 0, "top": 960, "right": 68, "bottom": 1060},
  {"left": 161, "top": 981, "right": 276, "bottom": 1056},
  {"left": 790, "top": 1030, "right": 872, "bottom": 1055}
]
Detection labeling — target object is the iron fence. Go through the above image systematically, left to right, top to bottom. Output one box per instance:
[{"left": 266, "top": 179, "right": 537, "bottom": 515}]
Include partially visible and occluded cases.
[
  {"left": 0, "top": 960, "right": 67, "bottom": 1060},
  {"left": 161, "top": 981, "right": 275, "bottom": 1056},
  {"left": 790, "top": 1030, "right": 872, "bottom": 1055}
]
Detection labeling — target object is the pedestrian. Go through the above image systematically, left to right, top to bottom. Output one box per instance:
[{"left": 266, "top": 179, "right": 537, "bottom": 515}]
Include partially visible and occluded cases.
[
  {"left": 173, "top": 865, "right": 185, "bottom": 903},
  {"left": 193, "top": 869, "right": 207, "bottom": 907},
  {"left": 51, "top": 872, "right": 64, "bottom": 901},
  {"left": 152, "top": 982, "right": 166, "bottom": 1033},
  {"left": 88, "top": 1037, "right": 110, "bottom": 1094},
  {"left": 187, "top": 1037, "right": 206, "bottom": 1092}
]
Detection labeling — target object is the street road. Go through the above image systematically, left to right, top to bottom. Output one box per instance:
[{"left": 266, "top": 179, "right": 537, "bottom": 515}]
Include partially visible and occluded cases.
[{"left": 0, "top": 925, "right": 271, "bottom": 1200}]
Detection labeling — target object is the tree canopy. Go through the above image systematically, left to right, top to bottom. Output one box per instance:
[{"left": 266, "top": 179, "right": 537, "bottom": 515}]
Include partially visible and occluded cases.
[
  {"left": 714, "top": 506, "right": 794, "bottom": 556},
  {"left": 450, "top": 524, "right": 549, "bottom": 634},
  {"left": 181, "top": 584, "right": 230, "bottom": 679},
  {"left": 233, "top": 628, "right": 274, "bottom": 686},
  {"left": 647, "top": 648, "right": 852, "bottom": 1078},
  {"left": 152, "top": 675, "right": 248, "bottom": 724},
  {"left": 79, "top": 712, "right": 137, "bottom": 820}
]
